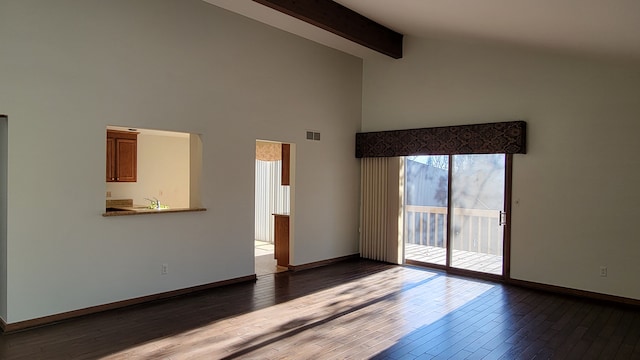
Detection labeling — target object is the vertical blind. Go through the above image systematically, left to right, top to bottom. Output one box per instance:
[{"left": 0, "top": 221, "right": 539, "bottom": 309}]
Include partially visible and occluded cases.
[
  {"left": 360, "top": 157, "right": 390, "bottom": 261},
  {"left": 255, "top": 160, "right": 290, "bottom": 243}
]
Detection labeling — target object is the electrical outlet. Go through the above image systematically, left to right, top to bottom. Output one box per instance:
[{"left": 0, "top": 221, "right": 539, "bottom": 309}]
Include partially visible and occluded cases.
[
  {"left": 106, "top": 191, "right": 112, "bottom": 198},
  {"left": 161, "top": 263, "right": 168, "bottom": 275},
  {"left": 599, "top": 266, "right": 607, "bottom": 277}
]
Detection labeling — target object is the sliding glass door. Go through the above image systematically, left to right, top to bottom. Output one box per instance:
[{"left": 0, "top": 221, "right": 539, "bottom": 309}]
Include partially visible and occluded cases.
[
  {"left": 404, "top": 154, "right": 508, "bottom": 277},
  {"left": 450, "top": 154, "right": 505, "bottom": 275},
  {"left": 404, "top": 155, "right": 449, "bottom": 266}
]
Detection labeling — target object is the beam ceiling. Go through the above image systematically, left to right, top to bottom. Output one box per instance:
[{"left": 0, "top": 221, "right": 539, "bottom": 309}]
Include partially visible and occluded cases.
[{"left": 252, "top": 0, "right": 403, "bottom": 59}]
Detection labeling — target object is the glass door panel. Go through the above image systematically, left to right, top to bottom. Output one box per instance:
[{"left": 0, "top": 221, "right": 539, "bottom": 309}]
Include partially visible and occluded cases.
[
  {"left": 450, "top": 154, "right": 505, "bottom": 275},
  {"left": 404, "top": 155, "right": 449, "bottom": 266}
]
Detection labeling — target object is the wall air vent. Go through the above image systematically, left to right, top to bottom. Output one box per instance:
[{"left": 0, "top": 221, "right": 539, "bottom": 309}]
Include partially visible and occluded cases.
[{"left": 306, "top": 131, "right": 321, "bottom": 141}]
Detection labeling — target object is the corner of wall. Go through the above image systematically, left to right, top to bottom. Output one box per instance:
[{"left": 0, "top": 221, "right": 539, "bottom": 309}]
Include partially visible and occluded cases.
[{"left": 0, "top": 115, "right": 8, "bottom": 320}]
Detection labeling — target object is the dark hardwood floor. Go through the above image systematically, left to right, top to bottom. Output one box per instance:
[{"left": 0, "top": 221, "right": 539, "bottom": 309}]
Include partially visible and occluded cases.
[{"left": 1, "top": 259, "right": 639, "bottom": 359}]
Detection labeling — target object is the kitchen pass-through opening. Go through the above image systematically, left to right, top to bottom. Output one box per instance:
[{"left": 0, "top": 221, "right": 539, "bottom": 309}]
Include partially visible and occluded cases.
[{"left": 105, "top": 125, "right": 203, "bottom": 212}]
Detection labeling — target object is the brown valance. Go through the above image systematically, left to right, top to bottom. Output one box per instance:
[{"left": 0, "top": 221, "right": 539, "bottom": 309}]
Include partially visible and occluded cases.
[{"left": 355, "top": 121, "right": 526, "bottom": 158}]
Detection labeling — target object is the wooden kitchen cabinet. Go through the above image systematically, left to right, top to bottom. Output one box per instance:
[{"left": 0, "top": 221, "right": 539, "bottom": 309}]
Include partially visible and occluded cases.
[
  {"left": 107, "top": 130, "right": 138, "bottom": 182},
  {"left": 281, "top": 143, "right": 290, "bottom": 186},
  {"left": 273, "top": 214, "right": 290, "bottom": 267}
]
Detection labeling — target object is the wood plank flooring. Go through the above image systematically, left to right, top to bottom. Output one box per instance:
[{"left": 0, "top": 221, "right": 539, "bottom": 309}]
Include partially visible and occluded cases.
[{"left": 1, "top": 259, "right": 639, "bottom": 359}]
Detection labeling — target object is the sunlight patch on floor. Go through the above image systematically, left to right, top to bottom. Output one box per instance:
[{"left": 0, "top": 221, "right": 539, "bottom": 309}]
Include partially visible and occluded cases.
[{"left": 103, "top": 267, "right": 494, "bottom": 359}]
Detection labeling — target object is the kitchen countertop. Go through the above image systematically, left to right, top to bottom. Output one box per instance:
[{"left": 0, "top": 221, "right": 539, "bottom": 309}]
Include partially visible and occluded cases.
[{"left": 103, "top": 206, "right": 206, "bottom": 217}]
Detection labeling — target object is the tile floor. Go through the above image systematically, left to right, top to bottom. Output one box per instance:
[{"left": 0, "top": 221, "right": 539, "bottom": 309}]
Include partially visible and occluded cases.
[{"left": 255, "top": 240, "right": 288, "bottom": 276}]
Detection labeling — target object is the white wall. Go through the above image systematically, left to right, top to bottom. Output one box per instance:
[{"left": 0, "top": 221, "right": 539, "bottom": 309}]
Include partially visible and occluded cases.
[
  {"left": 0, "top": 0, "right": 361, "bottom": 323},
  {"left": 363, "top": 36, "right": 640, "bottom": 300},
  {"left": 106, "top": 132, "right": 191, "bottom": 209}
]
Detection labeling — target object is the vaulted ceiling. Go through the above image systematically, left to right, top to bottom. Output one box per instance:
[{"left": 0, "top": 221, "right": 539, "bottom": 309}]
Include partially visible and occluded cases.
[
  {"left": 205, "top": 0, "right": 640, "bottom": 60},
  {"left": 334, "top": 0, "right": 640, "bottom": 59}
]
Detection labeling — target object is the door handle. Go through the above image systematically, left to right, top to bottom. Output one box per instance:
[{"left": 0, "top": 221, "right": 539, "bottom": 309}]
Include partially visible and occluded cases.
[{"left": 499, "top": 211, "right": 507, "bottom": 226}]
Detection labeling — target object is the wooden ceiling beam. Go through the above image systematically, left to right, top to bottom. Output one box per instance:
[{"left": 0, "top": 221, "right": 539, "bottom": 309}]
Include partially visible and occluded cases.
[{"left": 252, "top": 0, "right": 403, "bottom": 59}]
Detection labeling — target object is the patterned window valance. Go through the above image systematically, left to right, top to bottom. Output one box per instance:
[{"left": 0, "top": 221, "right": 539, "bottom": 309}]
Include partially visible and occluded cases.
[
  {"left": 355, "top": 121, "right": 526, "bottom": 158},
  {"left": 256, "top": 141, "right": 282, "bottom": 161}
]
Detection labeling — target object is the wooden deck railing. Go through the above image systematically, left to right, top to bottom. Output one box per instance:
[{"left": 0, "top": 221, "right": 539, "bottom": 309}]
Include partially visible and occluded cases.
[{"left": 405, "top": 205, "right": 503, "bottom": 255}]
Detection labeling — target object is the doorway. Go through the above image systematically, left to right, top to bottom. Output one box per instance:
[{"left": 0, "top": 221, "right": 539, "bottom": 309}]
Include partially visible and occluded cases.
[
  {"left": 254, "top": 140, "right": 290, "bottom": 276},
  {"left": 403, "top": 154, "right": 509, "bottom": 278}
]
